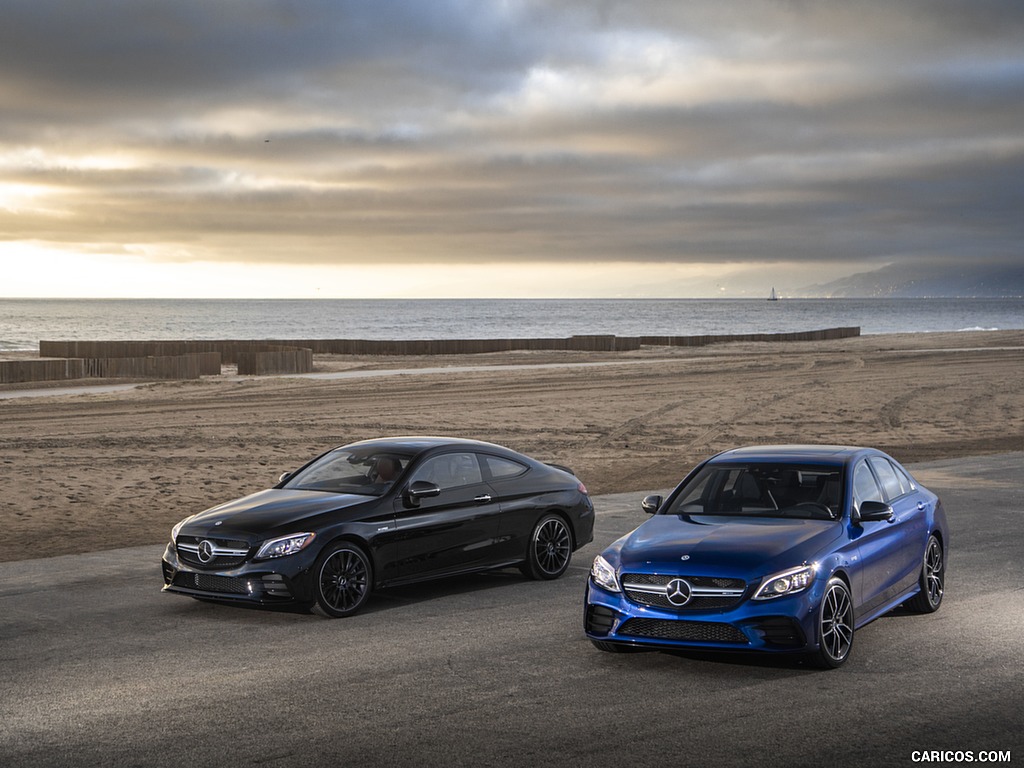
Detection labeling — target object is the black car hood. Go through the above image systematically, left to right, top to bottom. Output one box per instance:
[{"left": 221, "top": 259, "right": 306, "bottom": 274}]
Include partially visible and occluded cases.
[
  {"left": 182, "top": 489, "right": 375, "bottom": 538},
  {"left": 617, "top": 514, "right": 841, "bottom": 577}
]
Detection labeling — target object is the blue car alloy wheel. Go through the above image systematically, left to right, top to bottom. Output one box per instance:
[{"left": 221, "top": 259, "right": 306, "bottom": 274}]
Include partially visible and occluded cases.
[{"left": 584, "top": 445, "right": 948, "bottom": 669}]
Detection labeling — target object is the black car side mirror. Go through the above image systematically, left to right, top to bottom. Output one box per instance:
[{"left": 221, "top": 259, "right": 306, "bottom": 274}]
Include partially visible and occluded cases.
[
  {"left": 405, "top": 480, "right": 441, "bottom": 507},
  {"left": 641, "top": 495, "right": 662, "bottom": 514},
  {"left": 858, "top": 500, "right": 894, "bottom": 523}
]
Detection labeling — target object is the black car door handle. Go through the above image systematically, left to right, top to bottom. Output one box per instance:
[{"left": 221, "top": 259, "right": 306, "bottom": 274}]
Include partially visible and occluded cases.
[{"left": 473, "top": 494, "right": 492, "bottom": 504}]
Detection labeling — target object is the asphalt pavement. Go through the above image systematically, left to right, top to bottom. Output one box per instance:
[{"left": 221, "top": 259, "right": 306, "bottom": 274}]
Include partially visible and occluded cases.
[{"left": 1, "top": 453, "right": 1021, "bottom": 767}]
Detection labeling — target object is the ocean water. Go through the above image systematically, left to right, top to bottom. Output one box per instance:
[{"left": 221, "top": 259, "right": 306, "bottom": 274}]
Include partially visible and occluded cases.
[{"left": 0, "top": 297, "right": 1021, "bottom": 352}]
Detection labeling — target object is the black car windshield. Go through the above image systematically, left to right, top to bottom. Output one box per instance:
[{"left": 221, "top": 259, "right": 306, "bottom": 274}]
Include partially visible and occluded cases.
[
  {"left": 283, "top": 449, "right": 413, "bottom": 496},
  {"left": 663, "top": 462, "right": 845, "bottom": 520}
]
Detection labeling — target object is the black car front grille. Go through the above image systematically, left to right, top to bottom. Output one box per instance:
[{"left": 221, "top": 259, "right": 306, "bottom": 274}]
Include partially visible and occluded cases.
[
  {"left": 176, "top": 536, "right": 251, "bottom": 569},
  {"left": 172, "top": 572, "right": 250, "bottom": 595},
  {"left": 621, "top": 573, "right": 747, "bottom": 611},
  {"left": 618, "top": 618, "right": 748, "bottom": 644}
]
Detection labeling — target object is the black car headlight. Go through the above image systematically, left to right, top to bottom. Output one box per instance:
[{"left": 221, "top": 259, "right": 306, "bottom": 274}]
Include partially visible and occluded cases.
[
  {"left": 170, "top": 515, "right": 195, "bottom": 544},
  {"left": 254, "top": 533, "right": 316, "bottom": 560},
  {"left": 590, "top": 554, "right": 621, "bottom": 593},
  {"left": 753, "top": 565, "right": 816, "bottom": 600}
]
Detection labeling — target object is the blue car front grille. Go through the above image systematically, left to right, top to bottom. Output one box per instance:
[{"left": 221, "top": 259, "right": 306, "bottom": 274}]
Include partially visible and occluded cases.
[
  {"left": 622, "top": 573, "right": 747, "bottom": 611},
  {"left": 618, "top": 618, "right": 748, "bottom": 645}
]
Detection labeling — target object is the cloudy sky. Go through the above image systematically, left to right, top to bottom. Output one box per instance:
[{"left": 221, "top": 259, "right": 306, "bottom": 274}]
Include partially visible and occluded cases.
[{"left": 2, "top": 0, "right": 1022, "bottom": 298}]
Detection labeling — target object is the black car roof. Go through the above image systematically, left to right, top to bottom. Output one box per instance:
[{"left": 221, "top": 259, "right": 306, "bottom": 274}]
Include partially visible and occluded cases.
[{"left": 339, "top": 436, "right": 523, "bottom": 456}]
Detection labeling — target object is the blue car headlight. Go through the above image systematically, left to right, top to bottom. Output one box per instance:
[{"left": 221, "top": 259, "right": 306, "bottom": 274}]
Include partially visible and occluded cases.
[
  {"left": 254, "top": 533, "right": 316, "bottom": 560},
  {"left": 591, "top": 554, "right": 621, "bottom": 593},
  {"left": 753, "top": 565, "right": 816, "bottom": 600}
]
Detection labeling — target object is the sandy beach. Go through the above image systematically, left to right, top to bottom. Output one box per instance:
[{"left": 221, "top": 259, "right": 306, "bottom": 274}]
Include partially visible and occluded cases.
[{"left": 1, "top": 330, "right": 1021, "bottom": 563}]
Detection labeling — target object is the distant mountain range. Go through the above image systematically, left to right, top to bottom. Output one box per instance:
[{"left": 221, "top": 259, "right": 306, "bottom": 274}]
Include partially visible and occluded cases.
[{"left": 796, "top": 262, "right": 1024, "bottom": 298}]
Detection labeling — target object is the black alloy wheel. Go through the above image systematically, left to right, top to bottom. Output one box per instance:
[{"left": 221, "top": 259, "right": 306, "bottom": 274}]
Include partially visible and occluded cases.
[
  {"left": 521, "top": 514, "right": 572, "bottom": 580},
  {"left": 905, "top": 534, "right": 944, "bottom": 613},
  {"left": 313, "top": 543, "right": 372, "bottom": 618},
  {"left": 811, "top": 577, "right": 855, "bottom": 669}
]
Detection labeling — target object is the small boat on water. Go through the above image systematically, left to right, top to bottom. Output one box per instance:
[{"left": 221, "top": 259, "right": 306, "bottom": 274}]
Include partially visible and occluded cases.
[{"left": 768, "top": 287, "right": 779, "bottom": 302}]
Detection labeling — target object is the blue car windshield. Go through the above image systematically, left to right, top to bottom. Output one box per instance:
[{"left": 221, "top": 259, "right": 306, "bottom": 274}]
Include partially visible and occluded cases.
[
  {"left": 284, "top": 449, "right": 413, "bottom": 496},
  {"left": 663, "top": 463, "right": 844, "bottom": 521}
]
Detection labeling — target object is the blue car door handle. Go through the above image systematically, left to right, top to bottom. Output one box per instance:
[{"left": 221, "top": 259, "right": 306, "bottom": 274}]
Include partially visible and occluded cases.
[{"left": 474, "top": 494, "right": 492, "bottom": 504}]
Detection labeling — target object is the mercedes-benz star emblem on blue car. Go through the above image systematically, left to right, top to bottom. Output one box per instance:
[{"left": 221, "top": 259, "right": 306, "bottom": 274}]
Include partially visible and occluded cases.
[{"left": 666, "top": 578, "right": 692, "bottom": 606}]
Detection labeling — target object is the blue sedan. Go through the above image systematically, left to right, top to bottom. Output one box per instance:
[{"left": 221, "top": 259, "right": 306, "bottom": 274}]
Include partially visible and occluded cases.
[{"left": 584, "top": 446, "right": 947, "bottom": 668}]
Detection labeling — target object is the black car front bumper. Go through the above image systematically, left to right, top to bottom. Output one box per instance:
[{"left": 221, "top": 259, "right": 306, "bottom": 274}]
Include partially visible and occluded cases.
[{"left": 161, "top": 543, "right": 317, "bottom": 605}]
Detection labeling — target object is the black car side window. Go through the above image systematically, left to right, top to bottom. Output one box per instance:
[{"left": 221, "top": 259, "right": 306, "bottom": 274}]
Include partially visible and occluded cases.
[
  {"left": 410, "top": 453, "right": 483, "bottom": 491},
  {"left": 483, "top": 455, "right": 528, "bottom": 480},
  {"left": 853, "top": 461, "right": 884, "bottom": 507}
]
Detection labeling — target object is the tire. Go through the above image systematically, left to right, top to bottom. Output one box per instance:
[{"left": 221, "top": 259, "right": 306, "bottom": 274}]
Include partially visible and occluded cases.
[
  {"left": 520, "top": 513, "right": 573, "bottom": 580},
  {"left": 904, "top": 534, "right": 944, "bottom": 613},
  {"left": 312, "top": 542, "right": 372, "bottom": 618},
  {"left": 809, "top": 577, "right": 855, "bottom": 669}
]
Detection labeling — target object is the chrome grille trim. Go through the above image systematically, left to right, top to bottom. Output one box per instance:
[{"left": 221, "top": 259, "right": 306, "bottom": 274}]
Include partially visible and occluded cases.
[
  {"left": 177, "top": 542, "right": 250, "bottom": 558},
  {"left": 621, "top": 573, "right": 747, "bottom": 611},
  {"left": 621, "top": 579, "right": 745, "bottom": 599}
]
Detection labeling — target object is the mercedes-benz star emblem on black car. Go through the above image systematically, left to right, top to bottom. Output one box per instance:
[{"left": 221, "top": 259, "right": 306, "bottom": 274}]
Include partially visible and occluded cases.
[
  {"left": 162, "top": 437, "right": 595, "bottom": 618},
  {"left": 197, "top": 540, "right": 215, "bottom": 563}
]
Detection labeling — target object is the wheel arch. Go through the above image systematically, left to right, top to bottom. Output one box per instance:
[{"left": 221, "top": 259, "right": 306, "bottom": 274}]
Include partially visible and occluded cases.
[
  {"left": 540, "top": 507, "right": 576, "bottom": 550},
  {"left": 314, "top": 533, "right": 376, "bottom": 584},
  {"left": 827, "top": 567, "right": 852, "bottom": 591}
]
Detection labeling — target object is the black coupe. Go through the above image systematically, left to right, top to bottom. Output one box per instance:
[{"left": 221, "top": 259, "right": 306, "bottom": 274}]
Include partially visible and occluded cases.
[{"left": 162, "top": 437, "right": 594, "bottom": 617}]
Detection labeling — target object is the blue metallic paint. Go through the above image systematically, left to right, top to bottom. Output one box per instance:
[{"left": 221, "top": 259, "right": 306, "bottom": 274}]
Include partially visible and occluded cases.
[{"left": 584, "top": 446, "right": 947, "bottom": 664}]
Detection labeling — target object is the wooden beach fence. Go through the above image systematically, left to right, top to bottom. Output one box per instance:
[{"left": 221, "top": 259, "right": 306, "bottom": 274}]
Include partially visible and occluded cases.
[
  {"left": 638, "top": 326, "right": 860, "bottom": 347},
  {"left": 7, "top": 327, "right": 859, "bottom": 385},
  {"left": 37, "top": 341, "right": 313, "bottom": 376},
  {"left": 0, "top": 358, "right": 86, "bottom": 384}
]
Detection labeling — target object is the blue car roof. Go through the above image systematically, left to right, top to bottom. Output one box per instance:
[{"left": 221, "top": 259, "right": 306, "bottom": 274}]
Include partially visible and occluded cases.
[{"left": 709, "top": 445, "right": 876, "bottom": 464}]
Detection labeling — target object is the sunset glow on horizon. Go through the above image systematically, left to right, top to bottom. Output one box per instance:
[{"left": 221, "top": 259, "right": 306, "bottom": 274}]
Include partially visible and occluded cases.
[{"left": 2, "top": 1, "right": 1022, "bottom": 298}]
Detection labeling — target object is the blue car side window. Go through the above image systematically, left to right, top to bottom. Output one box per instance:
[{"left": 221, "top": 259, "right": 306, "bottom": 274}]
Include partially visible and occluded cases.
[
  {"left": 868, "top": 457, "right": 904, "bottom": 501},
  {"left": 853, "top": 461, "right": 884, "bottom": 508}
]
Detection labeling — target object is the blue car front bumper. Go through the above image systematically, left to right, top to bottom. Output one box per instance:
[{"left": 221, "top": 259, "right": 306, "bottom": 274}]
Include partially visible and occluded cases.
[{"left": 584, "top": 578, "right": 827, "bottom": 654}]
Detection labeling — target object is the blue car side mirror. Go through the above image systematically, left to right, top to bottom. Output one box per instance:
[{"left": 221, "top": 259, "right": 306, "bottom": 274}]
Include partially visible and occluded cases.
[
  {"left": 641, "top": 495, "right": 662, "bottom": 514},
  {"left": 858, "top": 500, "right": 894, "bottom": 523}
]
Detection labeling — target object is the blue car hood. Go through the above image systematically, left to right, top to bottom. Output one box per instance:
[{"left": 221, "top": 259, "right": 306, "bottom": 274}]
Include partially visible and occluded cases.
[
  {"left": 183, "top": 489, "right": 375, "bottom": 537},
  {"left": 617, "top": 514, "right": 841, "bottom": 577}
]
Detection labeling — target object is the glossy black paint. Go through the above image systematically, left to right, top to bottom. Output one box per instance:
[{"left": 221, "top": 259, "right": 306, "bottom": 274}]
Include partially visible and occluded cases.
[{"left": 162, "top": 437, "right": 594, "bottom": 615}]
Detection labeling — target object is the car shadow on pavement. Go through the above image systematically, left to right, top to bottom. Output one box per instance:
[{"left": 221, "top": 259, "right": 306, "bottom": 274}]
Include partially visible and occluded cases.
[{"left": 161, "top": 566, "right": 536, "bottom": 621}]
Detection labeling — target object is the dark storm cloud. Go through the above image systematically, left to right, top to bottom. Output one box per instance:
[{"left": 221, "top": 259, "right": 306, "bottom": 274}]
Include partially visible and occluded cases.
[{"left": 3, "top": 0, "right": 1023, "bottom": 288}]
